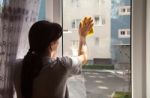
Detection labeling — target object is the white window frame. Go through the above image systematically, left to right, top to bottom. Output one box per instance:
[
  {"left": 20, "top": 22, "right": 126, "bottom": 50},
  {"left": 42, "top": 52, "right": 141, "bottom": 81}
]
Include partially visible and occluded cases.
[{"left": 119, "top": 6, "right": 131, "bottom": 16}]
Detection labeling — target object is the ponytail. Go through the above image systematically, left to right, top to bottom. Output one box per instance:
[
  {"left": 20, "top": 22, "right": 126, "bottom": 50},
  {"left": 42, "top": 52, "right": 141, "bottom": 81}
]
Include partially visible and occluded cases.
[{"left": 21, "top": 50, "right": 43, "bottom": 98}]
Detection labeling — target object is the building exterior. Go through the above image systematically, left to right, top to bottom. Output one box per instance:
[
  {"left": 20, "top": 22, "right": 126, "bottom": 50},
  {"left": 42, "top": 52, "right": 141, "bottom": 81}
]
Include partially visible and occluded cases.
[
  {"left": 63, "top": 0, "right": 111, "bottom": 61},
  {"left": 111, "top": 0, "right": 131, "bottom": 64}
]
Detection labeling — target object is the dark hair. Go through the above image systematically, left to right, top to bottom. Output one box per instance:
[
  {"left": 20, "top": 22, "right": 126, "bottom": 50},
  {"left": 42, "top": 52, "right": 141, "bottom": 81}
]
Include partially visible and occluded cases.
[{"left": 21, "top": 20, "right": 62, "bottom": 98}]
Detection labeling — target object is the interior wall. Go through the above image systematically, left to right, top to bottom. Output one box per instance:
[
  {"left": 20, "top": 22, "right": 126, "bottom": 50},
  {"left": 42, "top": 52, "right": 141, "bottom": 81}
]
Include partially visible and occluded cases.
[
  {"left": 45, "top": 0, "right": 53, "bottom": 22},
  {"left": 45, "top": 0, "right": 61, "bottom": 24},
  {"left": 45, "top": 0, "right": 62, "bottom": 57},
  {"left": 53, "top": 0, "right": 61, "bottom": 24},
  {"left": 132, "top": 0, "right": 146, "bottom": 98},
  {"left": 146, "top": 0, "right": 150, "bottom": 97}
]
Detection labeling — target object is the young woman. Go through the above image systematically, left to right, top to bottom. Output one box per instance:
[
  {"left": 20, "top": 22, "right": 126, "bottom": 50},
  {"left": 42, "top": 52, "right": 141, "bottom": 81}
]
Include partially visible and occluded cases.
[{"left": 14, "top": 18, "right": 93, "bottom": 98}]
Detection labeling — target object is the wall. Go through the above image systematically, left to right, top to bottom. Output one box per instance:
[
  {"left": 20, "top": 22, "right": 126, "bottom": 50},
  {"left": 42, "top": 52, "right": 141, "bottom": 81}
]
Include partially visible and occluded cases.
[
  {"left": 45, "top": 0, "right": 53, "bottom": 22},
  {"left": 45, "top": 0, "right": 62, "bottom": 57},
  {"left": 45, "top": 0, "right": 61, "bottom": 23},
  {"left": 53, "top": 0, "right": 61, "bottom": 23},
  {"left": 132, "top": 0, "right": 146, "bottom": 98},
  {"left": 146, "top": 0, "right": 150, "bottom": 97}
]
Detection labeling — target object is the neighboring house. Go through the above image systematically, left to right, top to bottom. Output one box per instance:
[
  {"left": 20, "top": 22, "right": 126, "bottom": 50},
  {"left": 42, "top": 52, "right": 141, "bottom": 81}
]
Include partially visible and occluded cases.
[{"left": 111, "top": 0, "right": 131, "bottom": 65}]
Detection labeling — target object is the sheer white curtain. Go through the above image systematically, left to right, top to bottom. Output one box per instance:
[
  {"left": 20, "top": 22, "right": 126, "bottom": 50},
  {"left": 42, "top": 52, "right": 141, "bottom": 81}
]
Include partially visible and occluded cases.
[
  {"left": 0, "top": 0, "right": 40, "bottom": 97},
  {"left": 16, "top": 0, "right": 40, "bottom": 59}
]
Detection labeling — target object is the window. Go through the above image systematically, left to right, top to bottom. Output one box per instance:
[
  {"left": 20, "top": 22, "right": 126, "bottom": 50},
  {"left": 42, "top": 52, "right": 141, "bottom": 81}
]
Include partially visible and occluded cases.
[
  {"left": 63, "top": 0, "right": 131, "bottom": 97},
  {"left": 71, "top": 0, "right": 80, "bottom": 7},
  {"left": 119, "top": 6, "right": 131, "bottom": 15},
  {"left": 94, "top": 15, "right": 105, "bottom": 26},
  {"left": 71, "top": 19, "right": 81, "bottom": 29},
  {"left": 71, "top": 20, "right": 75, "bottom": 29},
  {"left": 118, "top": 29, "right": 130, "bottom": 38},
  {"left": 121, "top": 31, "right": 125, "bottom": 35},
  {"left": 95, "top": 37, "right": 100, "bottom": 45},
  {"left": 71, "top": 40, "right": 78, "bottom": 56}
]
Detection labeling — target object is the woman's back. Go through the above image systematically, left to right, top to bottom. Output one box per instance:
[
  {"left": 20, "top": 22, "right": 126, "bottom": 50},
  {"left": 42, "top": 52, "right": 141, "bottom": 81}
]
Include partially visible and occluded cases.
[
  {"left": 14, "top": 56, "right": 82, "bottom": 98},
  {"left": 32, "top": 57, "right": 69, "bottom": 98}
]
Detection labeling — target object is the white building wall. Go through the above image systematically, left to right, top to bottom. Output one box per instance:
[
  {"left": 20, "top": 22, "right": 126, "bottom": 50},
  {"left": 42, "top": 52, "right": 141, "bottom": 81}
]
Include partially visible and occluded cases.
[{"left": 63, "top": 0, "right": 111, "bottom": 60}]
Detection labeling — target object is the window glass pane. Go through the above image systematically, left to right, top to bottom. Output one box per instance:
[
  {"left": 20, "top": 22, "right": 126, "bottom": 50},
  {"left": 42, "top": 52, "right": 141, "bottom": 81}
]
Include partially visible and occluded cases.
[
  {"left": 38, "top": 0, "right": 46, "bottom": 20},
  {"left": 63, "top": 0, "right": 131, "bottom": 98}
]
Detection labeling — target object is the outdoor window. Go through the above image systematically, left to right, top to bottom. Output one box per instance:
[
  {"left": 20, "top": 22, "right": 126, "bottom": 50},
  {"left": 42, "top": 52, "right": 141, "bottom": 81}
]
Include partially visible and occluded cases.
[
  {"left": 63, "top": 0, "right": 131, "bottom": 98},
  {"left": 71, "top": 0, "right": 80, "bottom": 7},
  {"left": 94, "top": 15, "right": 105, "bottom": 26},
  {"left": 71, "top": 19, "right": 81, "bottom": 29},
  {"left": 118, "top": 29, "right": 130, "bottom": 38},
  {"left": 95, "top": 37, "right": 100, "bottom": 45}
]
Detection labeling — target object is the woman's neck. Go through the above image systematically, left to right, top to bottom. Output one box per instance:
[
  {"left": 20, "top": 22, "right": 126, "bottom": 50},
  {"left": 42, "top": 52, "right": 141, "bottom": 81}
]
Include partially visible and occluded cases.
[{"left": 49, "top": 51, "right": 57, "bottom": 59}]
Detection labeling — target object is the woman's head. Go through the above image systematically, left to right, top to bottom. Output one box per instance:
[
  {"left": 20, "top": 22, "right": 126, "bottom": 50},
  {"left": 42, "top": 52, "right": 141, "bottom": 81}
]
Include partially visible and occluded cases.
[
  {"left": 21, "top": 20, "right": 62, "bottom": 98},
  {"left": 29, "top": 20, "right": 62, "bottom": 55}
]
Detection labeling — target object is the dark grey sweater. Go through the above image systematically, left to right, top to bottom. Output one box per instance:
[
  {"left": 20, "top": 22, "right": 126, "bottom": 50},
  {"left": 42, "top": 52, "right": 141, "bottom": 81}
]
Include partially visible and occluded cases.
[{"left": 13, "top": 56, "right": 82, "bottom": 98}]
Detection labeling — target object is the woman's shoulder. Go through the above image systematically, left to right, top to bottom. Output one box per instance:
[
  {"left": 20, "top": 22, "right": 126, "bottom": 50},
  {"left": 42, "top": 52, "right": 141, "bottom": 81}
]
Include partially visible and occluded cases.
[
  {"left": 41, "top": 56, "right": 72, "bottom": 70},
  {"left": 43, "top": 56, "right": 72, "bottom": 65},
  {"left": 56, "top": 56, "right": 82, "bottom": 70}
]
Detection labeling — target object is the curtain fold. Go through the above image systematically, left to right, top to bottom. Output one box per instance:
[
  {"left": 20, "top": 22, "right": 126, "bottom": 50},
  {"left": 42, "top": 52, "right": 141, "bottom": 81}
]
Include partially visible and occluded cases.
[{"left": 0, "top": 0, "right": 40, "bottom": 98}]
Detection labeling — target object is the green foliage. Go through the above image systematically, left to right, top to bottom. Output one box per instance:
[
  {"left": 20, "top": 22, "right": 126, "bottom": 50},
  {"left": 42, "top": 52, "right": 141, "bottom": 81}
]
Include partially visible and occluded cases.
[{"left": 112, "top": 92, "right": 131, "bottom": 98}]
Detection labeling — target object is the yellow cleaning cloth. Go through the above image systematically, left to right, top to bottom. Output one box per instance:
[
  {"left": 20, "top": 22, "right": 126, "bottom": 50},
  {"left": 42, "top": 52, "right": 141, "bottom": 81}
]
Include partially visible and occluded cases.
[{"left": 81, "top": 16, "right": 94, "bottom": 37}]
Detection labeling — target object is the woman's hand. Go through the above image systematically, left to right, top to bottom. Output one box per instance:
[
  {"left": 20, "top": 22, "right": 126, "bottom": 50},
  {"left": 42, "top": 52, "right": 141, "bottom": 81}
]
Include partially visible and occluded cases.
[
  {"left": 78, "top": 17, "right": 93, "bottom": 65},
  {"left": 79, "top": 17, "right": 93, "bottom": 38}
]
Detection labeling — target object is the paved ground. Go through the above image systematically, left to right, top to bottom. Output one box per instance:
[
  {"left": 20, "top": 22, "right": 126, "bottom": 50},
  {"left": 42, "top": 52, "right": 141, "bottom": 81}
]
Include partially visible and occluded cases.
[
  {"left": 68, "top": 70, "right": 130, "bottom": 98},
  {"left": 83, "top": 70, "right": 130, "bottom": 98}
]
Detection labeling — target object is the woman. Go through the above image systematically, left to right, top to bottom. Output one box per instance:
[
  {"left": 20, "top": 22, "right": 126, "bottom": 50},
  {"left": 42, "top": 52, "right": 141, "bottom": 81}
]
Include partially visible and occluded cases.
[{"left": 14, "top": 18, "right": 93, "bottom": 98}]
